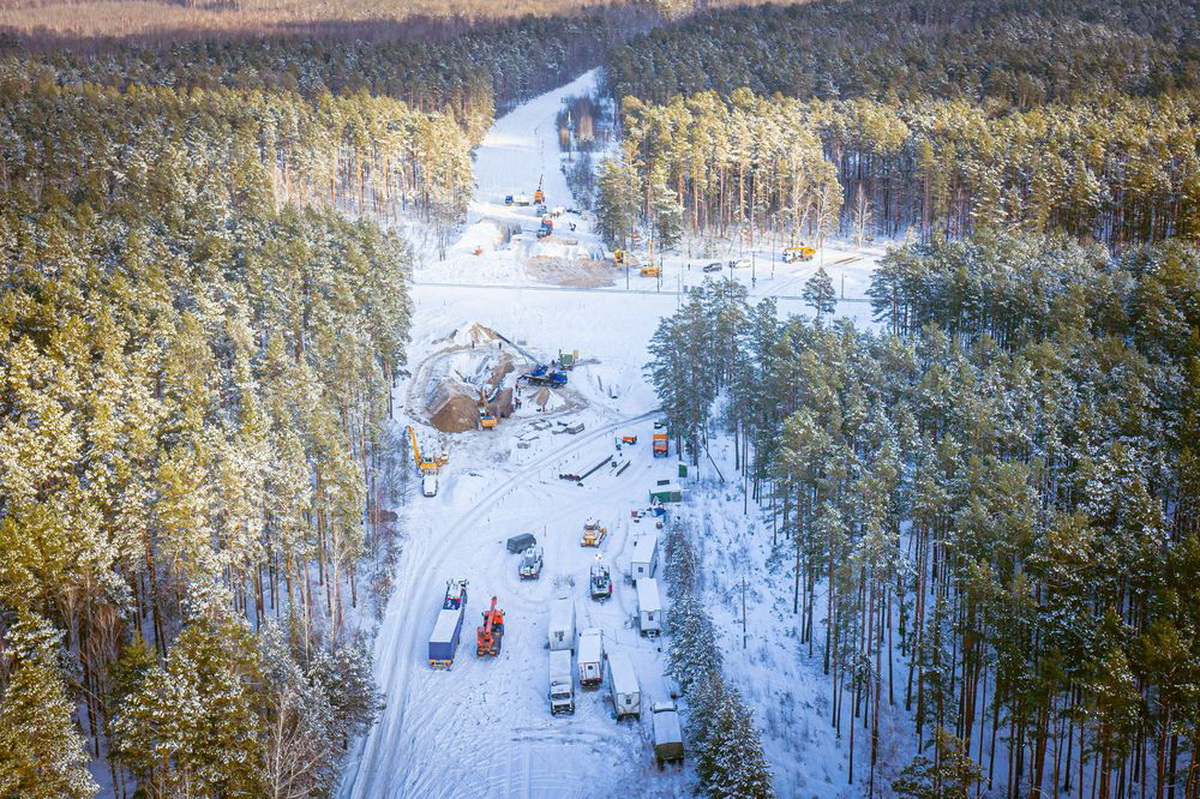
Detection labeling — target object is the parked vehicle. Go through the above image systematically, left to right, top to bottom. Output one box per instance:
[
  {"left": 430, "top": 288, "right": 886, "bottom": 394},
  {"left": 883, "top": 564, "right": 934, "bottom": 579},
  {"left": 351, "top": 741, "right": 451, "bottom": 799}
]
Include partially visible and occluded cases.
[
  {"left": 783, "top": 243, "right": 816, "bottom": 262},
  {"left": 729, "top": 258, "right": 751, "bottom": 269},
  {"left": 703, "top": 261, "right": 724, "bottom": 273},
  {"left": 616, "top": 432, "right": 638, "bottom": 446},
  {"left": 652, "top": 433, "right": 669, "bottom": 457},
  {"left": 421, "top": 473, "right": 439, "bottom": 497},
  {"left": 580, "top": 517, "right": 608, "bottom": 547},
  {"left": 631, "top": 532, "right": 659, "bottom": 582},
  {"left": 506, "top": 533, "right": 537, "bottom": 553},
  {"left": 518, "top": 546, "right": 544, "bottom": 579},
  {"left": 590, "top": 562, "right": 613, "bottom": 601},
  {"left": 637, "top": 577, "right": 663, "bottom": 637},
  {"left": 428, "top": 579, "right": 468, "bottom": 668},
  {"left": 476, "top": 596, "right": 505, "bottom": 657},
  {"left": 548, "top": 596, "right": 576, "bottom": 652},
  {"left": 577, "top": 628, "right": 604, "bottom": 688},
  {"left": 549, "top": 649, "right": 575, "bottom": 715},
  {"left": 607, "top": 651, "right": 640, "bottom": 720},
  {"left": 652, "top": 702, "right": 685, "bottom": 767}
]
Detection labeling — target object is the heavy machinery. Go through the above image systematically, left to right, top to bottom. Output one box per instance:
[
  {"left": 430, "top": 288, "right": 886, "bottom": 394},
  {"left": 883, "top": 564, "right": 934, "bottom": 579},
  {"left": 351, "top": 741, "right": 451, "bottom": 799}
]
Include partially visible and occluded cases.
[
  {"left": 533, "top": 175, "right": 545, "bottom": 206},
  {"left": 537, "top": 215, "right": 554, "bottom": 239},
  {"left": 783, "top": 244, "right": 817, "bottom": 263},
  {"left": 613, "top": 249, "right": 641, "bottom": 267},
  {"left": 639, "top": 264, "right": 661, "bottom": 278},
  {"left": 521, "top": 364, "right": 568, "bottom": 387},
  {"left": 477, "top": 389, "right": 497, "bottom": 430},
  {"left": 407, "top": 426, "right": 448, "bottom": 497},
  {"left": 652, "top": 433, "right": 669, "bottom": 458},
  {"left": 581, "top": 517, "right": 608, "bottom": 547},
  {"left": 519, "top": 546, "right": 544, "bottom": 579},
  {"left": 590, "top": 561, "right": 613, "bottom": 601},
  {"left": 476, "top": 596, "right": 505, "bottom": 657}
]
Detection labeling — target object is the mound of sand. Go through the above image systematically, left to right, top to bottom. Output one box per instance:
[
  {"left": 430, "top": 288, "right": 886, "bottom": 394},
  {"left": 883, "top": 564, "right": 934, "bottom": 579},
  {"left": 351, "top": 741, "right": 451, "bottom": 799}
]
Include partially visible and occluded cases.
[
  {"left": 527, "top": 256, "right": 615, "bottom": 288},
  {"left": 430, "top": 394, "right": 479, "bottom": 433}
]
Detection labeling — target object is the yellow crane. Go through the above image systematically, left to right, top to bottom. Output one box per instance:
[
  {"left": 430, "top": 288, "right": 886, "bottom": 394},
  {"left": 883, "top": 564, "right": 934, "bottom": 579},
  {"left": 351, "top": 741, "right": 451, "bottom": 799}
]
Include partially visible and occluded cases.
[{"left": 407, "top": 426, "right": 448, "bottom": 474}]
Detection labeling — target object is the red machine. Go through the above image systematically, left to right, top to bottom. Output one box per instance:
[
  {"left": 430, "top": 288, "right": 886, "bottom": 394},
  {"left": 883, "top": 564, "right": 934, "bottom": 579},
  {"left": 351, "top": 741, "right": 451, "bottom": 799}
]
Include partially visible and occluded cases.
[{"left": 476, "top": 596, "right": 505, "bottom": 657}]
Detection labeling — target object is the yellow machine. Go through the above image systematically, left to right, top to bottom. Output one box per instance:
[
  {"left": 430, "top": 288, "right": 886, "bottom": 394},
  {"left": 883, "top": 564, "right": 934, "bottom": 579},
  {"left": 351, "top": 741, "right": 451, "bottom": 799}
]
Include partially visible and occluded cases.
[
  {"left": 783, "top": 244, "right": 817, "bottom": 263},
  {"left": 639, "top": 265, "right": 661, "bottom": 278},
  {"left": 407, "top": 426, "right": 448, "bottom": 474},
  {"left": 581, "top": 517, "right": 608, "bottom": 547}
]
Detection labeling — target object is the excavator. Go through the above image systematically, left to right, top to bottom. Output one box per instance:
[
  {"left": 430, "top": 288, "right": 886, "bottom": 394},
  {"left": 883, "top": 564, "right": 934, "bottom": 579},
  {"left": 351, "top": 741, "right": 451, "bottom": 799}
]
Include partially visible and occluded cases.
[
  {"left": 783, "top": 243, "right": 817, "bottom": 262},
  {"left": 478, "top": 388, "right": 497, "bottom": 430},
  {"left": 407, "top": 426, "right": 448, "bottom": 497},
  {"left": 477, "top": 596, "right": 505, "bottom": 657}
]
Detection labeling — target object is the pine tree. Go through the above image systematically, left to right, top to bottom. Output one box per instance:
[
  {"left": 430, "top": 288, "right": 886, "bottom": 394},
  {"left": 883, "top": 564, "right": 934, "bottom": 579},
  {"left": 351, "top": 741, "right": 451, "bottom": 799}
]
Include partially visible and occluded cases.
[
  {"left": 802, "top": 267, "right": 837, "bottom": 322},
  {"left": 0, "top": 612, "right": 98, "bottom": 799},
  {"left": 697, "top": 689, "right": 775, "bottom": 799}
]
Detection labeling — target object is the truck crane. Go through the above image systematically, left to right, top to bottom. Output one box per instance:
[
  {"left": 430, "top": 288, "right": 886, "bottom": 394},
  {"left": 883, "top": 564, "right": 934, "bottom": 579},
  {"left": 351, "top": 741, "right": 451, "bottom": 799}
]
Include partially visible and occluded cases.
[
  {"left": 533, "top": 174, "right": 545, "bottom": 206},
  {"left": 407, "top": 426, "right": 448, "bottom": 497},
  {"left": 476, "top": 596, "right": 505, "bottom": 657}
]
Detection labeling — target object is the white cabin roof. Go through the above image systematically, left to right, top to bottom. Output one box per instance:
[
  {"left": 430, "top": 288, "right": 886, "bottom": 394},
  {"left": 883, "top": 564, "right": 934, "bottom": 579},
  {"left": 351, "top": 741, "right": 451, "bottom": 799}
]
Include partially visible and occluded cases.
[
  {"left": 631, "top": 533, "right": 658, "bottom": 564},
  {"left": 636, "top": 577, "right": 663, "bottom": 613},
  {"left": 608, "top": 651, "right": 638, "bottom": 694}
]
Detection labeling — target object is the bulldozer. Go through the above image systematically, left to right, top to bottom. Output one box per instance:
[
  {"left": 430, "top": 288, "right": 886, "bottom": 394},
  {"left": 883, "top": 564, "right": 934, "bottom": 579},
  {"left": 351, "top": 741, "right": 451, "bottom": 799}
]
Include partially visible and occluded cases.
[
  {"left": 783, "top": 244, "right": 817, "bottom": 263},
  {"left": 639, "top": 264, "right": 662, "bottom": 278},
  {"left": 581, "top": 517, "right": 608, "bottom": 547},
  {"left": 477, "top": 596, "right": 505, "bottom": 657}
]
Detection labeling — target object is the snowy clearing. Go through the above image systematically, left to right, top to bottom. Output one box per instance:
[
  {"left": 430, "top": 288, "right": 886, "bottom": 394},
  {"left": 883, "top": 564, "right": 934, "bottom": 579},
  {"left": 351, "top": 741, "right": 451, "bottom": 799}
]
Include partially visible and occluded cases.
[{"left": 339, "top": 69, "right": 886, "bottom": 799}]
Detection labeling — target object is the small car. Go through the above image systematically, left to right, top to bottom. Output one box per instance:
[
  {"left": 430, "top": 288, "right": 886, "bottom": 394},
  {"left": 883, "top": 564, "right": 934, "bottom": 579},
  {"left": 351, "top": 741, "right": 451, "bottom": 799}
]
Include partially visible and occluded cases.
[{"left": 728, "top": 258, "right": 750, "bottom": 269}]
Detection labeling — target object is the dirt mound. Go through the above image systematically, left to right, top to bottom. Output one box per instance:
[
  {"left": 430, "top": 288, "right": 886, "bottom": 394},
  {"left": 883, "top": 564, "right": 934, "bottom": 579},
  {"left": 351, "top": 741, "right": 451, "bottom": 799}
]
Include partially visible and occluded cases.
[
  {"left": 527, "top": 256, "right": 615, "bottom": 288},
  {"left": 430, "top": 395, "right": 480, "bottom": 433}
]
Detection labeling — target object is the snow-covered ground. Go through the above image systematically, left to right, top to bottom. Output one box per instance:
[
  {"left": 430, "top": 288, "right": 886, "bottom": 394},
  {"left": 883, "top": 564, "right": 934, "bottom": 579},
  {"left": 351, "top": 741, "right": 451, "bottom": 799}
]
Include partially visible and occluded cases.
[{"left": 339, "top": 69, "right": 889, "bottom": 799}]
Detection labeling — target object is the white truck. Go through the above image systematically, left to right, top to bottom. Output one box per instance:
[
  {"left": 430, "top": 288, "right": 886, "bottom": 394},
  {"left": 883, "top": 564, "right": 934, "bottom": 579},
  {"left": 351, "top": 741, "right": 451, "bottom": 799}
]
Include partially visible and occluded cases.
[
  {"left": 421, "top": 473, "right": 439, "bottom": 497},
  {"left": 518, "top": 546, "right": 543, "bottom": 580},
  {"left": 636, "top": 577, "right": 663, "bottom": 637},
  {"left": 548, "top": 596, "right": 576, "bottom": 652},
  {"left": 577, "top": 627, "right": 604, "bottom": 688},
  {"left": 549, "top": 649, "right": 575, "bottom": 715},
  {"left": 607, "top": 650, "right": 640, "bottom": 720},
  {"left": 652, "top": 701, "right": 685, "bottom": 767}
]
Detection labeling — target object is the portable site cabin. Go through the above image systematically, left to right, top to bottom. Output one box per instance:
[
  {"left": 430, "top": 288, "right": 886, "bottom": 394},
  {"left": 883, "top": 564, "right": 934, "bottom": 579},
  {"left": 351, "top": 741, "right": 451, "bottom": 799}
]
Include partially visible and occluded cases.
[
  {"left": 648, "top": 481, "right": 683, "bottom": 503},
  {"left": 630, "top": 532, "right": 659, "bottom": 583},
  {"left": 636, "top": 577, "right": 663, "bottom": 637},
  {"left": 548, "top": 595, "right": 576, "bottom": 652},
  {"left": 607, "top": 651, "right": 640, "bottom": 720}
]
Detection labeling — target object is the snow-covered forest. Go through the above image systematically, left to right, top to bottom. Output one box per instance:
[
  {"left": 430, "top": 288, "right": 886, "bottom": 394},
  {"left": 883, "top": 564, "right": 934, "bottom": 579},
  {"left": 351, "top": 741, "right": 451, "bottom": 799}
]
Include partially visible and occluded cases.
[{"left": 0, "top": 0, "right": 1198, "bottom": 797}]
